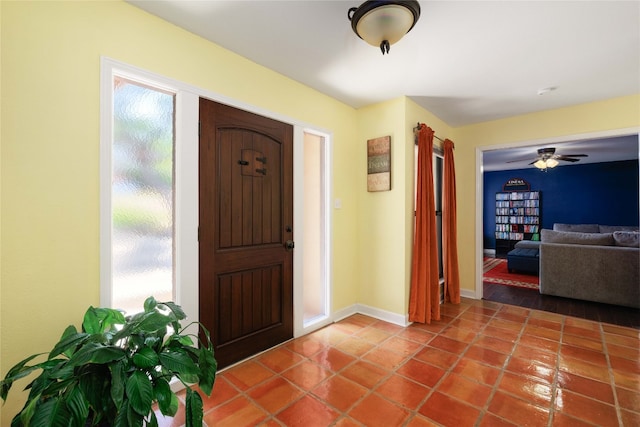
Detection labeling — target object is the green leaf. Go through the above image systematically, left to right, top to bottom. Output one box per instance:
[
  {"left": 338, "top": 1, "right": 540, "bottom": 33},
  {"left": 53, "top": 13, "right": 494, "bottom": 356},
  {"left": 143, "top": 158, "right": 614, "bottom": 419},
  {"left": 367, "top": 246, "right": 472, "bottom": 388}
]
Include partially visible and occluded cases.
[
  {"left": 144, "top": 296, "right": 158, "bottom": 312},
  {"left": 160, "top": 301, "right": 187, "bottom": 320},
  {"left": 82, "top": 307, "right": 125, "bottom": 334},
  {"left": 82, "top": 307, "right": 100, "bottom": 334},
  {"left": 137, "top": 311, "right": 172, "bottom": 333},
  {"left": 197, "top": 322, "right": 213, "bottom": 349},
  {"left": 59, "top": 324, "right": 78, "bottom": 339},
  {"left": 54, "top": 325, "right": 81, "bottom": 359},
  {"left": 49, "top": 331, "right": 89, "bottom": 360},
  {"left": 170, "top": 334, "right": 194, "bottom": 347},
  {"left": 144, "top": 336, "right": 162, "bottom": 349},
  {"left": 69, "top": 343, "right": 125, "bottom": 366},
  {"left": 132, "top": 347, "right": 160, "bottom": 369},
  {"left": 198, "top": 347, "right": 217, "bottom": 396},
  {"left": 158, "top": 350, "right": 199, "bottom": 377},
  {"left": 1, "top": 353, "right": 46, "bottom": 401},
  {"left": 47, "top": 361, "right": 75, "bottom": 380},
  {"left": 109, "top": 361, "right": 126, "bottom": 411},
  {"left": 77, "top": 364, "right": 112, "bottom": 414},
  {"left": 125, "top": 370, "right": 153, "bottom": 416},
  {"left": 26, "top": 371, "right": 55, "bottom": 401},
  {"left": 41, "top": 377, "right": 75, "bottom": 399},
  {"left": 154, "top": 378, "right": 178, "bottom": 417},
  {"left": 65, "top": 385, "right": 89, "bottom": 427},
  {"left": 185, "top": 388, "right": 203, "bottom": 427},
  {"left": 17, "top": 391, "right": 41, "bottom": 426},
  {"left": 29, "top": 396, "right": 70, "bottom": 427},
  {"left": 127, "top": 397, "right": 145, "bottom": 427},
  {"left": 113, "top": 401, "right": 130, "bottom": 427},
  {"left": 147, "top": 411, "right": 159, "bottom": 427},
  {"left": 10, "top": 413, "right": 22, "bottom": 427}
]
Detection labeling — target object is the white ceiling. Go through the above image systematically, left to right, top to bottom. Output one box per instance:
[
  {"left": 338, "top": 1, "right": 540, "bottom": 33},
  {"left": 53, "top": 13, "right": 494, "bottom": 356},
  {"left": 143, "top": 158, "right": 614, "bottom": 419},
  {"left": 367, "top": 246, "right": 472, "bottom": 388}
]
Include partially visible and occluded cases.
[
  {"left": 128, "top": 0, "right": 639, "bottom": 169},
  {"left": 482, "top": 134, "right": 639, "bottom": 172}
]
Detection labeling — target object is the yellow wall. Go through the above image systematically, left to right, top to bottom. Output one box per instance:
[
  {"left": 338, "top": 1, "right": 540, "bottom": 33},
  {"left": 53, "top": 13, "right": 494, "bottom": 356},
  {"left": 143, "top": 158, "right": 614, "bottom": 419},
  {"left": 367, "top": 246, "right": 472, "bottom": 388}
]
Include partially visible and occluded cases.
[
  {"left": 0, "top": 1, "right": 359, "bottom": 421},
  {"left": 354, "top": 97, "right": 456, "bottom": 316},
  {"left": 356, "top": 98, "right": 407, "bottom": 314}
]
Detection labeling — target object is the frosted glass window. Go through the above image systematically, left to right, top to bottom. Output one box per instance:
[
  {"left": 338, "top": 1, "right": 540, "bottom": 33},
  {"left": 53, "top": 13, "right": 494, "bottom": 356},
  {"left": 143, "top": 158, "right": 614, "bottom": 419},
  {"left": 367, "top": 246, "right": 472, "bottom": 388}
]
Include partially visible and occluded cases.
[
  {"left": 112, "top": 76, "right": 175, "bottom": 314},
  {"left": 303, "top": 133, "right": 327, "bottom": 325}
]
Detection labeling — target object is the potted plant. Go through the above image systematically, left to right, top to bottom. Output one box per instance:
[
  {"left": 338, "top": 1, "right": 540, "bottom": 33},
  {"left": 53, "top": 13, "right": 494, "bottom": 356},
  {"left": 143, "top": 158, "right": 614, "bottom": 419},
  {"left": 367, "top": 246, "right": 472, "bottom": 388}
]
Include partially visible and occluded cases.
[{"left": 1, "top": 296, "right": 216, "bottom": 427}]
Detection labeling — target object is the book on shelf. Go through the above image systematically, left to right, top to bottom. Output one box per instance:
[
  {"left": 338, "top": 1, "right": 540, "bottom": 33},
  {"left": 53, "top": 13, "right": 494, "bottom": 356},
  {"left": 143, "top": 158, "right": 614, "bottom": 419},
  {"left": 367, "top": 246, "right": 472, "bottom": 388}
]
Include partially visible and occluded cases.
[{"left": 494, "top": 190, "right": 541, "bottom": 248}]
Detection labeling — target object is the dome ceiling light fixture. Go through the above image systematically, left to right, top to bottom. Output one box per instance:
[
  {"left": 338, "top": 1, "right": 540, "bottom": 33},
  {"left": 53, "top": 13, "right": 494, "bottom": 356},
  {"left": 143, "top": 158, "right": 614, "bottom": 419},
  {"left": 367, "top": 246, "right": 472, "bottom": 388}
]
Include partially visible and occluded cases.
[{"left": 348, "top": 1, "right": 421, "bottom": 54}]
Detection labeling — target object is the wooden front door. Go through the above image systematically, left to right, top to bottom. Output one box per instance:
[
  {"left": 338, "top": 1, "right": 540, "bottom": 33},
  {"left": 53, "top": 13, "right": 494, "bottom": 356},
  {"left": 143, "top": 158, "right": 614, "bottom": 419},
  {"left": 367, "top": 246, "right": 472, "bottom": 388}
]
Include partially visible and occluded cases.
[{"left": 199, "top": 98, "right": 294, "bottom": 369}]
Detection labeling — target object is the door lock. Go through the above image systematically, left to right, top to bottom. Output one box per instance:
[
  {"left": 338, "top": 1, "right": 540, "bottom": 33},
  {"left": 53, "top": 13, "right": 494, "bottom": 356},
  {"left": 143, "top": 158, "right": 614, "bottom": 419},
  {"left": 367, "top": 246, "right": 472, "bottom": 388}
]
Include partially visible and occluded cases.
[{"left": 285, "top": 240, "right": 295, "bottom": 251}]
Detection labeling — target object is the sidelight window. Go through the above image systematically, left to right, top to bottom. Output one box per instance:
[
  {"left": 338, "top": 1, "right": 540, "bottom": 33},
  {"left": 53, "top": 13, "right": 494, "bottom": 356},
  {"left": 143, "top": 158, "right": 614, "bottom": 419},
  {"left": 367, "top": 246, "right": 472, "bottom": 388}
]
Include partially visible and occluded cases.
[{"left": 108, "top": 76, "right": 176, "bottom": 314}]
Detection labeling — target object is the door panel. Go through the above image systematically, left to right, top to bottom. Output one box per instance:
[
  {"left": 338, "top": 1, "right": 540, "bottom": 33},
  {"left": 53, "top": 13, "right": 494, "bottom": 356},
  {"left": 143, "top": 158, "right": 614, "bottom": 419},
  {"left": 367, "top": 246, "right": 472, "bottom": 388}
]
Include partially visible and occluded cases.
[{"left": 199, "top": 98, "right": 293, "bottom": 368}]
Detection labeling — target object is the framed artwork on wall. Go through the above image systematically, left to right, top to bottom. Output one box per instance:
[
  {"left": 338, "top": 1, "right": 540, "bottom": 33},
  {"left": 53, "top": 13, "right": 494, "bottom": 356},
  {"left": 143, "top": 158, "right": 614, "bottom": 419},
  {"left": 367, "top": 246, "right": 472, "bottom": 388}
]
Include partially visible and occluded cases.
[{"left": 367, "top": 136, "right": 391, "bottom": 192}]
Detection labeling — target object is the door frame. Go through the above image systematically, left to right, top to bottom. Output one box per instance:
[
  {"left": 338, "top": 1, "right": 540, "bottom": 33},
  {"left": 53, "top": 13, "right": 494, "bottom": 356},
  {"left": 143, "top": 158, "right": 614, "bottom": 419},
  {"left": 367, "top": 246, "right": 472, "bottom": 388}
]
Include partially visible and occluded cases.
[
  {"left": 100, "top": 57, "right": 333, "bottom": 339},
  {"left": 474, "top": 127, "right": 640, "bottom": 300},
  {"left": 294, "top": 128, "right": 334, "bottom": 337}
]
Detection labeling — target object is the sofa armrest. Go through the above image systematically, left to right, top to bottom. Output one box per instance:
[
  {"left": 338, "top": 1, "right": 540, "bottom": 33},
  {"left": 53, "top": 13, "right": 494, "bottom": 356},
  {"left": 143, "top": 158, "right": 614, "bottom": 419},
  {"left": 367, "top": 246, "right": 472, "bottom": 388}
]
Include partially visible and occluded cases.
[{"left": 539, "top": 243, "right": 640, "bottom": 308}]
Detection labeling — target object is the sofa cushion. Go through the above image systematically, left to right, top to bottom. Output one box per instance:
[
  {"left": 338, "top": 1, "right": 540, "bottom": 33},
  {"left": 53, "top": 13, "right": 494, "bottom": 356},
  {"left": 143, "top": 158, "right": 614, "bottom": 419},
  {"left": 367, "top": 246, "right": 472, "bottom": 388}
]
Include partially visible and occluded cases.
[
  {"left": 553, "top": 223, "right": 599, "bottom": 233},
  {"left": 600, "top": 225, "right": 640, "bottom": 233},
  {"left": 541, "top": 229, "right": 614, "bottom": 246},
  {"left": 613, "top": 231, "right": 640, "bottom": 248}
]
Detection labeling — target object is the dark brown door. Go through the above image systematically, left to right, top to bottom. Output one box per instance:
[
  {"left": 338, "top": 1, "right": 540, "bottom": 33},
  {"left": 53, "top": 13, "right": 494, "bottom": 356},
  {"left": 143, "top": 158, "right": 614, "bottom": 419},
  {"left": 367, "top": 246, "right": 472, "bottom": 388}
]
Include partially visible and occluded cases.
[{"left": 199, "top": 98, "right": 293, "bottom": 369}]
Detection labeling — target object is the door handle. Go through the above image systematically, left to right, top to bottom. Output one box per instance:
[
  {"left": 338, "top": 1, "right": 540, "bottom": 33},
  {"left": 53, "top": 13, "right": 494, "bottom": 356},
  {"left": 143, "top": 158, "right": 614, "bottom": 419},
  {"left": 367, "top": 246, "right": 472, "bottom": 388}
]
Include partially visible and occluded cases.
[{"left": 285, "top": 240, "right": 295, "bottom": 251}]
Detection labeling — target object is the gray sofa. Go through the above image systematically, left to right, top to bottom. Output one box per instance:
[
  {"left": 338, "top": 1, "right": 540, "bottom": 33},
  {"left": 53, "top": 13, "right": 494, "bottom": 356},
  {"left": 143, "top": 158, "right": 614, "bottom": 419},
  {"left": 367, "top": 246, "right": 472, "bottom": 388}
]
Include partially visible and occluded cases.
[{"left": 539, "top": 224, "right": 640, "bottom": 309}]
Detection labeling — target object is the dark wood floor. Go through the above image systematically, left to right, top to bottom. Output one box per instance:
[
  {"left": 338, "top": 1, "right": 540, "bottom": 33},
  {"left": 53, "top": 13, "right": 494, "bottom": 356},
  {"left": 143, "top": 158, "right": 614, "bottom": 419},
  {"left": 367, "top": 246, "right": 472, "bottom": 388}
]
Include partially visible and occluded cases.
[{"left": 483, "top": 282, "right": 640, "bottom": 329}]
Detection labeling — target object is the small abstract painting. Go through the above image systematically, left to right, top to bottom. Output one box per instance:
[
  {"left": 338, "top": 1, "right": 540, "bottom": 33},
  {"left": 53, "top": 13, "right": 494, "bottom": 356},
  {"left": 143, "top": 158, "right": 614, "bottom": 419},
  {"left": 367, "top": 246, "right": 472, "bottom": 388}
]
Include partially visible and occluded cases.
[{"left": 367, "top": 136, "right": 391, "bottom": 192}]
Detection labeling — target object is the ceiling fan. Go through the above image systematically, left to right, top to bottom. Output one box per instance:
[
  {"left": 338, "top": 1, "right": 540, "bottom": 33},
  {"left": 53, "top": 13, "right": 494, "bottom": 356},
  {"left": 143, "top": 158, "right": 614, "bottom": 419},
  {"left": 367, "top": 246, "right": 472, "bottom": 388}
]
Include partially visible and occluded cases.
[{"left": 508, "top": 147, "right": 588, "bottom": 169}]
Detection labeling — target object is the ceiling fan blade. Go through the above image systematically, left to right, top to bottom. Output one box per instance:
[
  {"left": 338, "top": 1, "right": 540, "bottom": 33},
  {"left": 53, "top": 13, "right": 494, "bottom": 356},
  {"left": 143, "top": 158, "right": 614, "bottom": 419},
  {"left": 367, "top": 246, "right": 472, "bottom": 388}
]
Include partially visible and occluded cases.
[
  {"left": 560, "top": 154, "right": 588, "bottom": 157},
  {"left": 556, "top": 156, "right": 580, "bottom": 162},
  {"left": 506, "top": 157, "right": 536, "bottom": 163}
]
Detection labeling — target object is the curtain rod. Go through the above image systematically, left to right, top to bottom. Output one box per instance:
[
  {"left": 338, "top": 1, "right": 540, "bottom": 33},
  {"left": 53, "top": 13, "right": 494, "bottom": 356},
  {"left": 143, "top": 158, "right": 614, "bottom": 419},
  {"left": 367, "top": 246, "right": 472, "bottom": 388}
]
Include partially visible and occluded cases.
[{"left": 413, "top": 123, "right": 445, "bottom": 144}]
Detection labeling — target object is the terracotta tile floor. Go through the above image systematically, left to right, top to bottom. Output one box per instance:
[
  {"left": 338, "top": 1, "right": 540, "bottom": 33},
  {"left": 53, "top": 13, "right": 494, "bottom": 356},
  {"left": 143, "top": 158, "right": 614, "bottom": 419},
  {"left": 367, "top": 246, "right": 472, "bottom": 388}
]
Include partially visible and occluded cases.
[{"left": 160, "top": 298, "right": 639, "bottom": 426}]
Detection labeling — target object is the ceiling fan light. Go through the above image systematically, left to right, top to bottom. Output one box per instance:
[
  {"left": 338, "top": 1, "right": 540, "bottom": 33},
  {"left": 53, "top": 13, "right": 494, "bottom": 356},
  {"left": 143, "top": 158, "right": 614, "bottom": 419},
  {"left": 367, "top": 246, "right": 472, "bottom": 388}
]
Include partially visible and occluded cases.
[
  {"left": 348, "top": 1, "right": 421, "bottom": 54},
  {"left": 546, "top": 158, "right": 559, "bottom": 168},
  {"left": 533, "top": 159, "right": 547, "bottom": 169}
]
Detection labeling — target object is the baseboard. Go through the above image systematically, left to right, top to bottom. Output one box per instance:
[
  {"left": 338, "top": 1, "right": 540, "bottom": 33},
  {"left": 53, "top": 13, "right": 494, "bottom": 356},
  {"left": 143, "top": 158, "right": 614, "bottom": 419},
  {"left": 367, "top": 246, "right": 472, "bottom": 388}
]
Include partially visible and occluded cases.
[
  {"left": 484, "top": 249, "right": 496, "bottom": 257},
  {"left": 460, "top": 288, "right": 478, "bottom": 300},
  {"left": 333, "top": 296, "right": 495, "bottom": 326},
  {"left": 332, "top": 304, "right": 410, "bottom": 327},
  {"left": 332, "top": 304, "right": 358, "bottom": 323},
  {"left": 355, "top": 304, "right": 411, "bottom": 326}
]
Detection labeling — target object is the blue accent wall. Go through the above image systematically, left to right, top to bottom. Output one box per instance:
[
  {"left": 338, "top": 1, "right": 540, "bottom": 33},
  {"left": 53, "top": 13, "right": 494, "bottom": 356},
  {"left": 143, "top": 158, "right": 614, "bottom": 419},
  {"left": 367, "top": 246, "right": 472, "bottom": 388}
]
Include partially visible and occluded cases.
[{"left": 483, "top": 160, "right": 639, "bottom": 249}]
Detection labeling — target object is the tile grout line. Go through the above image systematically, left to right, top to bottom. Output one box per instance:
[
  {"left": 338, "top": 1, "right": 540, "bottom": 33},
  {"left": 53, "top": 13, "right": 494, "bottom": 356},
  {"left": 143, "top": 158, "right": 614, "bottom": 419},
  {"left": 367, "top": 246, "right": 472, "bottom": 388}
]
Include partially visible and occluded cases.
[
  {"left": 400, "top": 303, "right": 479, "bottom": 425},
  {"left": 476, "top": 304, "right": 533, "bottom": 427},
  {"left": 545, "top": 312, "right": 564, "bottom": 427},
  {"left": 330, "top": 316, "right": 455, "bottom": 426},
  {"left": 277, "top": 318, "right": 414, "bottom": 426},
  {"left": 601, "top": 321, "right": 625, "bottom": 427}
]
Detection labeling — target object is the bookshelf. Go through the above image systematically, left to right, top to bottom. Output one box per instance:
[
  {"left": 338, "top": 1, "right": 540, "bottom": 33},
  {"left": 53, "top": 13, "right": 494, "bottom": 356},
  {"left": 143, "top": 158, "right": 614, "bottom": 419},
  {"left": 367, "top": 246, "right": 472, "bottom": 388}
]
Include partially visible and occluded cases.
[{"left": 495, "top": 190, "right": 541, "bottom": 256}]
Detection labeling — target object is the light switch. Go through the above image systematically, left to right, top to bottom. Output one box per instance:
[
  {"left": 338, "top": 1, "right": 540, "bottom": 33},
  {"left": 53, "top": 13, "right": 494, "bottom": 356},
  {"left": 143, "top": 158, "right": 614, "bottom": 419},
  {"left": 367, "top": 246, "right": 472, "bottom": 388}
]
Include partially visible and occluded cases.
[{"left": 334, "top": 199, "right": 342, "bottom": 209}]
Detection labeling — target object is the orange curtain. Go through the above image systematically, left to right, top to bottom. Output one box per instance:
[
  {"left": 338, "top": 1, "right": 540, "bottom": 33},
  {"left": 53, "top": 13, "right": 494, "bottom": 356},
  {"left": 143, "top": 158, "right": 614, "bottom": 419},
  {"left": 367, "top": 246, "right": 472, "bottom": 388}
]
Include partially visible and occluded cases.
[
  {"left": 408, "top": 124, "right": 440, "bottom": 324},
  {"left": 443, "top": 139, "right": 461, "bottom": 303}
]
